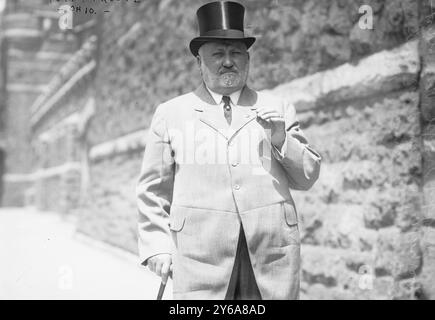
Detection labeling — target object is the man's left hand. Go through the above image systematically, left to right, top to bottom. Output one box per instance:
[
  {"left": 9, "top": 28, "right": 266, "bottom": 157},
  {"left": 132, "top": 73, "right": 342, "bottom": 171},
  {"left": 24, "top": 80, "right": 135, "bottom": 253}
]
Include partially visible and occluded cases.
[{"left": 255, "top": 107, "right": 286, "bottom": 150}]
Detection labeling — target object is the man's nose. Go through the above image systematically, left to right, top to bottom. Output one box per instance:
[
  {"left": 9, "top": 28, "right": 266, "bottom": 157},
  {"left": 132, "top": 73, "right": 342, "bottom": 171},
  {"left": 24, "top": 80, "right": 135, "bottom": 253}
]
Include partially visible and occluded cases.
[{"left": 222, "top": 53, "right": 234, "bottom": 68}]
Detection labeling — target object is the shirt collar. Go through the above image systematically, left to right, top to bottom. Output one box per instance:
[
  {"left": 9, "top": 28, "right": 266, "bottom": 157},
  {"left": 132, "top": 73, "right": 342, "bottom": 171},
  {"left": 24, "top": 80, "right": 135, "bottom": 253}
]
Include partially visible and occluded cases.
[{"left": 205, "top": 85, "right": 242, "bottom": 106}]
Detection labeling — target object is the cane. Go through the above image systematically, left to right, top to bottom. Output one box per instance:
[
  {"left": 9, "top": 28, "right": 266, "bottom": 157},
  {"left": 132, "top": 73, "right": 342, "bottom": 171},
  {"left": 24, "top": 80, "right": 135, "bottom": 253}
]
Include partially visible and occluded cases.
[
  {"left": 156, "top": 268, "right": 172, "bottom": 300},
  {"left": 156, "top": 281, "right": 166, "bottom": 300}
]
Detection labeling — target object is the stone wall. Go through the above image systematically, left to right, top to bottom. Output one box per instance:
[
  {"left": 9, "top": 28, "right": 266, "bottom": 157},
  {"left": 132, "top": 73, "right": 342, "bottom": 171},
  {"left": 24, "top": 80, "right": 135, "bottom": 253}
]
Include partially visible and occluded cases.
[
  {"left": 88, "top": 0, "right": 422, "bottom": 145},
  {"left": 420, "top": 25, "right": 435, "bottom": 299},
  {"left": 270, "top": 40, "right": 424, "bottom": 299},
  {"left": 77, "top": 150, "right": 143, "bottom": 251}
]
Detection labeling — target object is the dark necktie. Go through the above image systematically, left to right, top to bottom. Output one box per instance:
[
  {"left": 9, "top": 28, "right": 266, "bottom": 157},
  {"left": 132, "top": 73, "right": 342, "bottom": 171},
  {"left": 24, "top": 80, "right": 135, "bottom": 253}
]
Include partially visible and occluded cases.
[{"left": 222, "top": 95, "right": 232, "bottom": 125}]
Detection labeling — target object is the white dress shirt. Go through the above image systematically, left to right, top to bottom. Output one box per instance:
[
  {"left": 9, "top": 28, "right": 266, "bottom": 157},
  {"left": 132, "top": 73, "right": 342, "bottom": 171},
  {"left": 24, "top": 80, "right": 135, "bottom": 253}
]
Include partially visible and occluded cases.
[{"left": 205, "top": 85, "right": 242, "bottom": 107}]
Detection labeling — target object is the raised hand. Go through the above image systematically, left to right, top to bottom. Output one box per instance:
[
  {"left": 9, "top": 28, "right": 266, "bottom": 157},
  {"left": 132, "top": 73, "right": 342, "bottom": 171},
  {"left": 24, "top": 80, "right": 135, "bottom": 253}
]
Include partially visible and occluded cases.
[{"left": 255, "top": 107, "right": 286, "bottom": 150}]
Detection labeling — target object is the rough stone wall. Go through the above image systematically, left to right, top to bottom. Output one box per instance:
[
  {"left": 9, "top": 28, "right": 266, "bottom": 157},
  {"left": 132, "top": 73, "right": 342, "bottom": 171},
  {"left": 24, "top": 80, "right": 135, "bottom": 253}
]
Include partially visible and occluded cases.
[
  {"left": 88, "top": 0, "right": 421, "bottom": 145},
  {"left": 419, "top": 25, "right": 435, "bottom": 299},
  {"left": 263, "top": 38, "right": 425, "bottom": 299},
  {"left": 296, "top": 91, "right": 423, "bottom": 299},
  {"left": 77, "top": 151, "right": 143, "bottom": 251}
]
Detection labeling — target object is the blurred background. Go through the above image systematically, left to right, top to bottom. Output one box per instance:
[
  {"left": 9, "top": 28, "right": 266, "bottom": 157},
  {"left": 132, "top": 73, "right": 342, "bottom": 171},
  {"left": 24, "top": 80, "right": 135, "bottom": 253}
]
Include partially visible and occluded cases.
[{"left": 0, "top": 0, "right": 434, "bottom": 300}]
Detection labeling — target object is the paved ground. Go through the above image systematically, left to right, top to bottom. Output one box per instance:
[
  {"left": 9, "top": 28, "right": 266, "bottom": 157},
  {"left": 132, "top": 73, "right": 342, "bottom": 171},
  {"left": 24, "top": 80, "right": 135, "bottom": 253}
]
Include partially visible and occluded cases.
[{"left": 0, "top": 207, "right": 172, "bottom": 300}]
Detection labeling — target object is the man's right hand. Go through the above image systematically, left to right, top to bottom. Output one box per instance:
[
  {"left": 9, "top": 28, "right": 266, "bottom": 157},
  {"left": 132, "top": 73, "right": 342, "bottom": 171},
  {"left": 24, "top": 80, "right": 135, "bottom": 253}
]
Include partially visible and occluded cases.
[{"left": 146, "top": 254, "right": 173, "bottom": 284}]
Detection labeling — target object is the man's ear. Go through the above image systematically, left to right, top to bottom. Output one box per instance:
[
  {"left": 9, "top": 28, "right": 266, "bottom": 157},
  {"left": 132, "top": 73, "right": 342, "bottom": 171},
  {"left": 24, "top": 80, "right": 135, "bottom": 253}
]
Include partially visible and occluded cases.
[{"left": 196, "top": 55, "right": 201, "bottom": 68}]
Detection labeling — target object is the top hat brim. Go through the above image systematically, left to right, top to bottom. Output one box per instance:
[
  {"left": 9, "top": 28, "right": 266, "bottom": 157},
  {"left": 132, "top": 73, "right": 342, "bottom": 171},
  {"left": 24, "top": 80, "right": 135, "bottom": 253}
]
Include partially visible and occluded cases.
[{"left": 189, "top": 36, "right": 256, "bottom": 56}]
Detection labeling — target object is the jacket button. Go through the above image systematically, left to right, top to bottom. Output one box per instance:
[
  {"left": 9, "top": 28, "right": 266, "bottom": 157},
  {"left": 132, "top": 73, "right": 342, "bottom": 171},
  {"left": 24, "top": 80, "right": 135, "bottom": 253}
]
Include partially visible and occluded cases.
[{"left": 234, "top": 184, "right": 240, "bottom": 190}]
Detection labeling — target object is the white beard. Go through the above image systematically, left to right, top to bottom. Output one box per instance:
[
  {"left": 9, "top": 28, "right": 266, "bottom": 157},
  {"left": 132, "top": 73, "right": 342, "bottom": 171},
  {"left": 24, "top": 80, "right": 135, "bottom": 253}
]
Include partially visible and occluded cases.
[{"left": 221, "top": 73, "right": 238, "bottom": 86}]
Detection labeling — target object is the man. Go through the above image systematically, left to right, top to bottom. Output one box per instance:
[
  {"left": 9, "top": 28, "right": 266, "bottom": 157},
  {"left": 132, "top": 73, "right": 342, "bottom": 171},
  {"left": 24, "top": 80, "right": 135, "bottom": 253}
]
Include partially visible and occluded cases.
[{"left": 137, "top": 1, "right": 321, "bottom": 300}]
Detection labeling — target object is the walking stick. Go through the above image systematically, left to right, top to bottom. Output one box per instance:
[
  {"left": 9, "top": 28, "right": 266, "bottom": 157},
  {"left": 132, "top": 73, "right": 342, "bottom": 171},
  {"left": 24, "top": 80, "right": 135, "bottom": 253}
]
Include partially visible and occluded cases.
[
  {"left": 156, "top": 268, "right": 172, "bottom": 300},
  {"left": 156, "top": 281, "right": 166, "bottom": 300}
]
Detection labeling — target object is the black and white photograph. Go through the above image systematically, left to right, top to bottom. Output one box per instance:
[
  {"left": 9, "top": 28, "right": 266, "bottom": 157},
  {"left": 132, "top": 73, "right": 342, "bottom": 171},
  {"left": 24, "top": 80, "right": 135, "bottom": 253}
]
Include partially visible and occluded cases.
[{"left": 0, "top": 0, "right": 434, "bottom": 305}]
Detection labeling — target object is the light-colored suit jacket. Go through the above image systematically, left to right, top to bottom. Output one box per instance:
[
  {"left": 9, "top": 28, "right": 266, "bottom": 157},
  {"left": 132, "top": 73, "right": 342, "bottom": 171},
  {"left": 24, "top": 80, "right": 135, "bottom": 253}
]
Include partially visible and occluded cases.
[{"left": 137, "top": 83, "right": 321, "bottom": 299}]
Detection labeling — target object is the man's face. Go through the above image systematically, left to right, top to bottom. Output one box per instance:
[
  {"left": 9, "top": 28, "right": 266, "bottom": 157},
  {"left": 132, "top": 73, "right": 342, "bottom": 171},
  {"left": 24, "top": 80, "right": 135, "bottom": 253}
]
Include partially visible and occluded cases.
[{"left": 197, "top": 41, "right": 250, "bottom": 95}]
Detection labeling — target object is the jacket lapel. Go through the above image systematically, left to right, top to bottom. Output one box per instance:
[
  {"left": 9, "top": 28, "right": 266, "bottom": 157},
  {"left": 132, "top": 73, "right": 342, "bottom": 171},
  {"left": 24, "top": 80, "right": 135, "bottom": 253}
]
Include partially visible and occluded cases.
[
  {"left": 193, "top": 82, "right": 216, "bottom": 105},
  {"left": 193, "top": 83, "right": 259, "bottom": 141},
  {"left": 193, "top": 83, "right": 229, "bottom": 139},
  {"left": 228, "top": 85, "right": 258, "bottom": 141}
]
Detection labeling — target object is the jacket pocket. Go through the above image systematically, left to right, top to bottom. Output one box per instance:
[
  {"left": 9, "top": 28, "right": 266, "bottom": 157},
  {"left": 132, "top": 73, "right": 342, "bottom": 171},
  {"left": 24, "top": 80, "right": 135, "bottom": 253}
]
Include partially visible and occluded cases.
[
  {"left": 283, "top": 201, "right": 298, "bottom": 226},
  {"left": 169, "top": 210, "right": 186, "bottom": 232}
]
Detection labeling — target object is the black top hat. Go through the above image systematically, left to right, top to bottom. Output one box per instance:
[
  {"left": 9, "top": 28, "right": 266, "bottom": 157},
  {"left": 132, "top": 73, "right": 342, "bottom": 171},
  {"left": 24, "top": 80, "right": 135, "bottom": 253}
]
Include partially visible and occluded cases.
[{"left": 189, "top": 1, "right": 256, "bottom": 56}]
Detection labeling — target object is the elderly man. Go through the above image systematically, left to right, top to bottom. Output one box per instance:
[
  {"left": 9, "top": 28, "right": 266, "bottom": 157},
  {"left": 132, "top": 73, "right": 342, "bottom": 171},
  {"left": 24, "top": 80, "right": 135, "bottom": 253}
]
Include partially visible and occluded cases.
[{"left": 137, "top": 1, "right": 321, "bottom": 300}]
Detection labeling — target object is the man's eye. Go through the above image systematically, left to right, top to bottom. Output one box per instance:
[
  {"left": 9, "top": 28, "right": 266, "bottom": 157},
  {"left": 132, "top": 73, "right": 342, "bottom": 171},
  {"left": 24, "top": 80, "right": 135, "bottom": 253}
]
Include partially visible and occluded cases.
[
  {"left": 232, "top": 51, "right": 241, "bottom": 55},
  {"left": 212, "top": 52, "right": 224, "bottom": 57}
]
